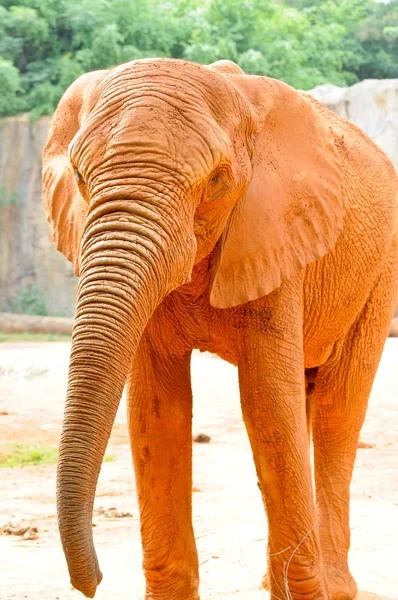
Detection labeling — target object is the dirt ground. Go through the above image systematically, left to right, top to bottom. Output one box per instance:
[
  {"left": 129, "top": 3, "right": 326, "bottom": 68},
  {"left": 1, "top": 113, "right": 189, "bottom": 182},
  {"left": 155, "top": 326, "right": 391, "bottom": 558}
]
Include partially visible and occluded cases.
[{"left": 0, "top": 341, "right": 397, "bottom": 600}]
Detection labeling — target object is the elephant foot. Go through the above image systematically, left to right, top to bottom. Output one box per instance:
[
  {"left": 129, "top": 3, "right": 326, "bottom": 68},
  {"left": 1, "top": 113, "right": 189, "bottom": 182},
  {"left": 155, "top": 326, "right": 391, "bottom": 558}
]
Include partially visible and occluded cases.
[
  {"left": 261, "top": 564, "right": 328, "bottom": 599},
  {"left": 326, "top": 568, "right": 358, "bottom": 600},
  {"left": 263, "top": 569, "right": 358, "bottom": 600},
  {"left": 262, "top": 571, "right": 328, "bottom": 598},
  {"left": 144, "top": 576, "right": 199, "bottom": 600},
  {"left": 144, "top": 591, "right": 199, "bottom": 600},
  {"left": 145, "top": 596, "right": 199, "bottom": 600}
]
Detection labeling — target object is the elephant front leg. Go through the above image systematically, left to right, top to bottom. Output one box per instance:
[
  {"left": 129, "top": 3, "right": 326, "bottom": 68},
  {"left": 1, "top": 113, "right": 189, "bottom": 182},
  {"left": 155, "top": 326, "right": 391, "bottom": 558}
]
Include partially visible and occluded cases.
[
  {"left": 237, "top": 293, "right": 328, "bottom": 599},
  {"left": 126, "top": 334, "right": 199, "bottom": 600}
]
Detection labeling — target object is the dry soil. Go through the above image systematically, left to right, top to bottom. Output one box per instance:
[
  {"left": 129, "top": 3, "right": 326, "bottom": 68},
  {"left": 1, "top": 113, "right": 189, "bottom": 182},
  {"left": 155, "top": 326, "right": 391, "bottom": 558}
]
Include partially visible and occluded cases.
[{"left": 0, "top": 341, "right": 397, "bottom": 599}]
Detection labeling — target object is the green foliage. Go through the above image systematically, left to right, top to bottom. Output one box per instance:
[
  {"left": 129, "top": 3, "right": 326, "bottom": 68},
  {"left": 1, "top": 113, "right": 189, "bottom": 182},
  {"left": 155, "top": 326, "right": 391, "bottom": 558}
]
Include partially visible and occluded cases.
[
  {"left": 0, "top": 0, "right": 397, "bottom": 118},
  {"left": 0, "top": 58, "right": 24, "bottom": 116},
  {"left": 0, "top": 187, "right": 19, "bottom": 206},
  {"left": 8, "top": 284, "right": 48, "bottom": 316},
  {"left": 0, "top": 332, "right": 71, "bottom": 342},
  {"left": 0, "top": 443, "right": 117, "bottom": 467},
  {"left": 0, "top": 444, "right": 58, "bottom": 467},
  {"left": 103, "top": 453, "right": 117, "bottom": 463}
]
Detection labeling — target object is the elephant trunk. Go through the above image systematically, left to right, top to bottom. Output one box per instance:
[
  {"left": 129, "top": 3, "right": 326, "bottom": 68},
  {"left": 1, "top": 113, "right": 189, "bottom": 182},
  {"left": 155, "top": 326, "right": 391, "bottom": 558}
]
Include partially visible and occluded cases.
[{"left": 57, "top": 198, "right": 194, "bottom": 598}]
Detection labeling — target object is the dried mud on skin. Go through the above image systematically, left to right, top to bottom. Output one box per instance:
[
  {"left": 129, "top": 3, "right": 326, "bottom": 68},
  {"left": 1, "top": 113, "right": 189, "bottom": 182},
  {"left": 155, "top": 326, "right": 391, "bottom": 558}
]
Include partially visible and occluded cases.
[{"left": 0, "top": 341, "right": 397, "bottom": 599}]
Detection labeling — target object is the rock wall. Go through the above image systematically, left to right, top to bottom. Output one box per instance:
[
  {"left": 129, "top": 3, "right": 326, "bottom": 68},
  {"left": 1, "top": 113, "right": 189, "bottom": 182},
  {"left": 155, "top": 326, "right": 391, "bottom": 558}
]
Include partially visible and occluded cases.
[
  {"left": 0, "top": 79, "right": 397, "bottom": 317},
  {"left": 307, "top": 79, "right": 398, "bottom": 175},
  {"left": 0, "top": 115, "right": 78, "bottom": 317}
]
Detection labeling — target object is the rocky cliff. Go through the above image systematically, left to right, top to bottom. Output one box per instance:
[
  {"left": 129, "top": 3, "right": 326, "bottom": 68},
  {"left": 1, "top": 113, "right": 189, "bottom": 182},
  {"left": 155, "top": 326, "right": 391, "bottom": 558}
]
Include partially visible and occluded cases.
[
  {"left": 0, "top": 79, "right": 397, "bottom": 317},
  {"left": 307, "top": 79, "right": 398, "bottom": 174},
  {"left": 0, "top": 115, "right": 77, "bottom": 316}
]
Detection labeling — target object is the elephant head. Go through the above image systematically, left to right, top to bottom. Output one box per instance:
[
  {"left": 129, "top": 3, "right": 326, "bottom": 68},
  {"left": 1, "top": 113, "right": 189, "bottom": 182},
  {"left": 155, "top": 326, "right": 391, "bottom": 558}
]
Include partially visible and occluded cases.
[{"left": 42, "top": 58, "right": 343, "bottom": 597}]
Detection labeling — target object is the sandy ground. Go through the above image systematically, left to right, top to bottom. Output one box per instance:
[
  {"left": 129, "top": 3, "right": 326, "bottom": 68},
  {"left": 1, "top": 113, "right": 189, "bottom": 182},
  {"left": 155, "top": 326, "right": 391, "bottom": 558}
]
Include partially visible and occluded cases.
[{"left": 0, "top": 340, "right": 397, "bottom": 600}]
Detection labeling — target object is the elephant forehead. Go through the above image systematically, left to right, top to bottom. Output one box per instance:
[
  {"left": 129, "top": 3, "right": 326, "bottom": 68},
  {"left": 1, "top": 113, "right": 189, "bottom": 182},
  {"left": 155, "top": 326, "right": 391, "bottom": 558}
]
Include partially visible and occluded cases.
[
  {"left": 91, "top": 58, "right": 249, "bottom": 140},
  {"left": 98, "top": 58, "right": 237, "bottom": 110},
  {"left": 72, "top": 100, "right": 233, "bottom": 184},
  {"left": 118, "top": 106, "right": 229, "bottom": 158}
]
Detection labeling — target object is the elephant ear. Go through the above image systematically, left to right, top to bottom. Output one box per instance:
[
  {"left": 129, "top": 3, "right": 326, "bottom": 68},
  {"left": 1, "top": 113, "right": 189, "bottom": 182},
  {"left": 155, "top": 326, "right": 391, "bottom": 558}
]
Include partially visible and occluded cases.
[
  {"left": 207, "top": 59, "right": 245, "bottom": 75},
  {"left": 42, "top": 70, "right": 106, "bottom": 275},
  {"left": 210, "top": 76, "right": 344, "bottom": 308}
]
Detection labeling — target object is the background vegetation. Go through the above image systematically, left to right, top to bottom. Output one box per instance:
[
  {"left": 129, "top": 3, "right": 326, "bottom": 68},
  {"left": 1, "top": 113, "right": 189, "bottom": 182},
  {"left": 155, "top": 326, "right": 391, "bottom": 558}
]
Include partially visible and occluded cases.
[
  {"left": 0, "top": 0, "right": 397, "bottom": 118},
  {"left": 0, "top": 443, "right": 116, "bottom": 467}
]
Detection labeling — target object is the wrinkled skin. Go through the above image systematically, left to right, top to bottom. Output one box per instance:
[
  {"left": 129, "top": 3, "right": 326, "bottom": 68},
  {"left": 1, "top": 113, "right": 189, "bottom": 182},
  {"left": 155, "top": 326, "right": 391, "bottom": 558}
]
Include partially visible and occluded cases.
[{"left": 42, "top": 58, "right": 398, "bottom": 600}]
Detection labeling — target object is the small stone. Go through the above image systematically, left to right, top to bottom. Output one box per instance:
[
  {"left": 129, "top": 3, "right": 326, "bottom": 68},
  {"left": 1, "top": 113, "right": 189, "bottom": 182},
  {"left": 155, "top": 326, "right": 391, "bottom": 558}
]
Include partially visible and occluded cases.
[
  {"left": 193, "top": 433, "right": 211, "bottom": 443},
  {"left": 358, "top": 441, "right": 375, "bottom": 449},
  {"left": 99, "top": 507, "right": 132, "bottom": 519},
  {"left": 21, "top": 527, "right": 38, "bottom": 540}
]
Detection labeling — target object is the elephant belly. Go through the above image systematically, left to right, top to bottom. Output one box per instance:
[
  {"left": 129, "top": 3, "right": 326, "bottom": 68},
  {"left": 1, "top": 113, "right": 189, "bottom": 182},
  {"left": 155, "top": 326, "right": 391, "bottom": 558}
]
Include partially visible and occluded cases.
[
  {"left": 302, "top": 120, "right": 398, "bottom": 369},
  {"left": 156, "top": 202, "right": 396, "bottom": 371},
  {"left": 303, "top": 226, "right": 394, "bottom": 369}
]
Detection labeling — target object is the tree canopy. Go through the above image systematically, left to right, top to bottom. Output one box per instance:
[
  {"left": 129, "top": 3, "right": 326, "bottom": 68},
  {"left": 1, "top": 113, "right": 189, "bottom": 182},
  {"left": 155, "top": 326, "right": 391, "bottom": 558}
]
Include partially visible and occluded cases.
[{"left": 0, "top": 0, "right": 397, "bottom": 118}]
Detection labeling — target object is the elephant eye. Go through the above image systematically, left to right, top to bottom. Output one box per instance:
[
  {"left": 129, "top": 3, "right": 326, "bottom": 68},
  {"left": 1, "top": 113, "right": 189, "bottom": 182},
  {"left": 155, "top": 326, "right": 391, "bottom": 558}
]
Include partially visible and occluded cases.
[
  {"left": 205, "top": 165, "right": 234, "bottom": 202},
  {"left": 73, "top": 167, "right": 90, "bottom": 203},
  {"left": 74, "top": 170, "right": 84, "bottom": 184}
]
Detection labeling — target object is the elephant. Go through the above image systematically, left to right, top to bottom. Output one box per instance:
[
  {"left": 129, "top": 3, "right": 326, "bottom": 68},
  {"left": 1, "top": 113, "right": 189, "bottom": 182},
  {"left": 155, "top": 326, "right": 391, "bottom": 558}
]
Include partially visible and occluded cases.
[{"left": 42, "top": 58, "right": 398, "bottom": 600}]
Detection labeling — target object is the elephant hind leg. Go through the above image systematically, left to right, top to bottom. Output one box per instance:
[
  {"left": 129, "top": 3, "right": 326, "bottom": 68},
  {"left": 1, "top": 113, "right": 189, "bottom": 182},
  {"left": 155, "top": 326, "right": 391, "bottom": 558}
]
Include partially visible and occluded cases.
[{"left": 312, "top": 245, "right": 398, "bottom": 600}]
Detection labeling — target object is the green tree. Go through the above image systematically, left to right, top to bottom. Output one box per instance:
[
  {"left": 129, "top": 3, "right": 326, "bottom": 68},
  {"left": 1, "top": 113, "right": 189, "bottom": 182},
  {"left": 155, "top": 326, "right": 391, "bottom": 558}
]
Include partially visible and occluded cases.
[
  {"left": 0, "top": 0, "right": 397, "bottom": 118},
  {"left": 0, "top": 57, "right": 24, "bottom": 116}
]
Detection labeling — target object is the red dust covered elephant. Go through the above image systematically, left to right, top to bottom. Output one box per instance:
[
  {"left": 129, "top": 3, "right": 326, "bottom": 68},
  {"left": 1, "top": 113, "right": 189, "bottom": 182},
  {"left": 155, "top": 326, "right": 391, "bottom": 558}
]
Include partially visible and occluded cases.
[{"left": 42, "top": 58, "right": 398, "bottom": 599}]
